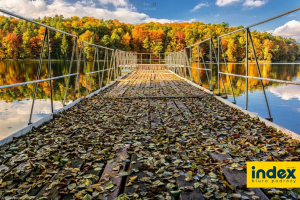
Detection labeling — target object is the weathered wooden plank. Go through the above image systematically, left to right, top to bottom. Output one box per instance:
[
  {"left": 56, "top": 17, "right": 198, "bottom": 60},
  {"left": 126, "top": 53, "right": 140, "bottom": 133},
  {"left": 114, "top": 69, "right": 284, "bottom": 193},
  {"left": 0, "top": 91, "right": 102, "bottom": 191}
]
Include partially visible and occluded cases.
[
  {"left": 169, "top": 80, "right": 183, "bottom": 95},
  {"left": 136, "top": 100, "right": 149, "bottom": 125},
  {"left": 150, "top": 100, "right": 161, "bottom": 128},
  {"left": 166, "top": 100, "right": 184, "bottom": 122},
  {"left": 174, "top": 100, "right": 192, "bottom": 120},
  {"left": 99, "top": 144, "right": 130, "bottom": 200},
  {"left": 175, "top": 150, "right": 205, "bottom": 200},
  {"left": 208, "top": 152, "right": 231, "bottom": 162},
  {"left": 210, "top": 153, "right": 269, "bottom": 200},
  {"left": 124, "top": 154, "right": 148, "bottom": 195},
  {"left": 35, "top": 158, "right": 85, "bottom": 199},
  {"left": 176, "top": 175, "right": 205, "bottom": 200}
]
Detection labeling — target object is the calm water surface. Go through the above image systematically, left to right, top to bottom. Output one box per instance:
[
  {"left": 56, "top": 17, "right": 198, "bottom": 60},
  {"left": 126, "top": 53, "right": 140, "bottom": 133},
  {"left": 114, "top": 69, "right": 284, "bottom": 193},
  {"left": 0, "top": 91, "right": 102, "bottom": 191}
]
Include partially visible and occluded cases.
[
  {"left": 0, "top": 60, "right": 111, "bottom": 139},
  {"left": 0, "top": 61, "right": 299, "bottom": 139}
]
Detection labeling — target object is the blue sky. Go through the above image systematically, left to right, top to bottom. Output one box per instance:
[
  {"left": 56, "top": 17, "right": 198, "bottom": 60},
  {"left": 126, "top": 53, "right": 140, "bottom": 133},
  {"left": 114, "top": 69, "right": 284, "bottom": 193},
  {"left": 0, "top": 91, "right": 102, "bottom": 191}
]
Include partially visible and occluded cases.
[
  {"left": 0, "top": 0, "right": 299, "bottom": 40},
  {"left": 132, "top": 0, "right": 299, "bottom": 31}
]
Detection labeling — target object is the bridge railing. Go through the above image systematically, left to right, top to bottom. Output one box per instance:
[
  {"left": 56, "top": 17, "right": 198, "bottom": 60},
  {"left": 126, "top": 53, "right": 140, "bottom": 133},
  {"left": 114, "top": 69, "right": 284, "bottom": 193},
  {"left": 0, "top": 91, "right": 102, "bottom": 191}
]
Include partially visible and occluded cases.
[
  {"left": 217, "top": 6, "right": 300, "bottom": 121},
  {"left": 166, "top": 7, "right": 300, "bottom": 122},
  {"left": 0, "top": 9, "right": 137, "bottom": 127},
  {"left": 0, "top": 9, "right": 81, "bottom": 125},
  {"left": 165, "top": 38, "right": 216, "bottom": 91},
  {"left": 115, "top": 50, "right": 138, "bottom": 76},
  {"left": 136, "top": 53, "right": 165, "bottom": 65}
]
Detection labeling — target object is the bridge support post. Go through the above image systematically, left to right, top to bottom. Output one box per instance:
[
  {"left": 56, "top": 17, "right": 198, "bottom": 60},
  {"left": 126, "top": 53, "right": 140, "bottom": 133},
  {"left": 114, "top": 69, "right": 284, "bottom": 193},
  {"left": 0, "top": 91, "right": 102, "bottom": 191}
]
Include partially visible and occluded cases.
[
  {"left": 28, "top": 28, "right": 47, "bottom": 125},
  {"left": 47, "top": 28, "right": 54, "bottom": 114},
  {"left": 63, "top": 37, "right": 76, "bottom": 106}
]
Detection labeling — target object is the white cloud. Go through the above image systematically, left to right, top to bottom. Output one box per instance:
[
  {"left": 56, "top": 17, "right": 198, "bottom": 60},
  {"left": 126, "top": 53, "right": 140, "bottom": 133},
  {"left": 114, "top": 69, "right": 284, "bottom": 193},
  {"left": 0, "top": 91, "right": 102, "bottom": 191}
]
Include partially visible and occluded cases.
[
  {"left": 0, "top": 0, "right": 179, "bottom": 24},
  {"left": 98, "top": 0, "right": 128, "bottom": 7},
  {"left": 216, "top": 0, "right": 241, "bottom": 6},
  {"left": 216, "top": 0, "right": 267, "bottom": 7},
  {"left": 243, "top": 0, "right": 267, "bottom": 8},
  {"left": 190, "top": 3, "right": 209, "bottom": 12},
  {"left": 143, "top": 18, "right": 175, "bottom": 23},
  {"left": 188, "top": 18, "right": 197, "bottom": 23},
  {"left": 269, "top": 20, "right": 300, "bottom": 41},
  {"left": 269, "top": 84, "right": 300, "bottom": 101}
]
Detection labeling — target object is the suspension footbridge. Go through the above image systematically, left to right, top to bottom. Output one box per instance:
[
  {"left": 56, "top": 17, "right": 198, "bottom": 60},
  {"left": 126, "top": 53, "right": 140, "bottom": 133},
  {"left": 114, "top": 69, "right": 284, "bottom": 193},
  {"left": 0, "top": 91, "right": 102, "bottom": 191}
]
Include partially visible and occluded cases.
[{"left": 0, "top": 7, "right": 300, "bottom": 200}]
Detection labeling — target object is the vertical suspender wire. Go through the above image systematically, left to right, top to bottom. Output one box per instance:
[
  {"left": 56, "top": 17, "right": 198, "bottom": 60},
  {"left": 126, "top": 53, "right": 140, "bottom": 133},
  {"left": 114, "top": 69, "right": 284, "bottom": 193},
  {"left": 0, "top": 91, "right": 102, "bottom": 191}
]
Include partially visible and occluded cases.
[
  {"left": 28, "top": 28, "right": 47, "bottom": 125},
  {"left": 47, "top": 28, "right": 54, "bottom": 113},
  {"left": 245, "top": 29, "right": 249, "bottom": 110},
  {"left": 248, "top": 29, "right": 272, "bottom": 120},
  {"left": 217, "top": 37, "right": 220, "bottom": 95},
  {"left": 218, "top": 37, "right": 228, "bottom": 96},
  {"left": 220, "top": 37, "right": 236, "bottom": 103},
  {"left": 63, "top": 38, "right": 76, "bottom": 106},
  {"left": 210, "top": 38, "right": 213, "bottom": 91},
  {"left": 211, "top": 38, "right": 218, "bottom": 92},
  {"left": 75, "top": 39, "right": 81, "bottom": 99},
  {"left": 83, "top": 43, "right": 89, "bottom": 95},
  {"left": 199, "top": 43, "right": 211, "bottom": 87},
  {"left": 197, "top": 44, "right": 201, "bottom": 86},
  {"left": 199, "top": 44, "right": 212, "bottom": 87},
  {"left": 89, "top": 46, "right": 97, "bottom": 92},
  {"left": 96, "top": 47, "right": 101, "bottom": 89},
  {"left": 188, "top": 47, "right": 193, "bottom": 80},
  {"left": 189, "top": 47, "right": 192, "bottom": 80},
  {"left": 190, "top": 47, "right": 194, "bottom": 82},
  {"left": 184, "top": 48, "right": 188, "bottom": 79},
  {"left": 100, "top": 49, "right": 106, "bottom": 89},
  {"left": 105, "top": 49, "right": 110, "bottom": 85},
  {"left": 106, "top": 49, "right": 110, "bottom": 85},
  {"left": 185, "top": 49, "right": 188, "bottom": 79},
  {"left": 108, "top": 50, "right": 114, "bottom": 84},
  {"left": 110, "top": 50, "right": 115, "bottom": 82},
  {"left": 113, "top": 50, "right": 116, "bottom": 81},
  {"left": 114, "top": 50, "right": 117, "bottom": 80},
  {"left": 115, "top": 50, "right": 118, "bottom": 79},
  {"left": 119, "top": 50, "right": 122, "bottom": 78},
  {"left": 120, "top": 51, "right": 123, "bottom": 76},
  {"left": 180, "top": 52, "right": 184, "bottom": 77},
  {"left": 181, "top": 52, "right": 184, "bottom": 77},
  {"left": 173, "top": 53, "right": 175, "bottom": 74},
  {"left": 174, "top": 53, "right": 177, "bottom": 75},
  {"left": 176, "top": 53, "right": 178, "bottom": 74},
  {"left": 176, "top": 53, "right": 178, "bottom": 75}
]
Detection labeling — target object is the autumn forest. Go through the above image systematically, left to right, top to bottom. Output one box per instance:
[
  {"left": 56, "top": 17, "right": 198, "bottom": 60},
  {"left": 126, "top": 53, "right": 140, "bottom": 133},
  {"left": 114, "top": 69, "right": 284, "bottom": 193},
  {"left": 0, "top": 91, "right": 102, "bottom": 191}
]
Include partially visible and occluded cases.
[{"left": 0, "top": 15, "right": 299, "bottom": 62}]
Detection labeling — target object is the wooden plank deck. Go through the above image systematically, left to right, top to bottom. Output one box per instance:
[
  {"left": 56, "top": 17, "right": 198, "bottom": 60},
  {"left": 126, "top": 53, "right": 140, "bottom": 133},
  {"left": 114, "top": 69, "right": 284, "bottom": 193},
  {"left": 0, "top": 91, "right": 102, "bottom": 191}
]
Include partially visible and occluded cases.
[{"left": 0, "top": 68, "right": 299, "bottom": 199}]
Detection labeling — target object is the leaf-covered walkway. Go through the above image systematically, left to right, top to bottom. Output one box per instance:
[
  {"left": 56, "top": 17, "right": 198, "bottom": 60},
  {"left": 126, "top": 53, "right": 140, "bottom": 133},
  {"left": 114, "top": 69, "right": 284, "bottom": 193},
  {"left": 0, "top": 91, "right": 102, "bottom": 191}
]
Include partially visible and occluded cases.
[{"left": 0, "top": 68, "right": 300, "bottom": 200}]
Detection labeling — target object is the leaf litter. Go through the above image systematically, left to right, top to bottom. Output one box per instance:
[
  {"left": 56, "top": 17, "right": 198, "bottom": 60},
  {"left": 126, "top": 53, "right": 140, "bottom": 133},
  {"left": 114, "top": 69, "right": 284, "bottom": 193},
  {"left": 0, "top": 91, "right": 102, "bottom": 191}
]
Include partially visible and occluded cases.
[{"left": 0, "top": 75, "right": 299, "bottom": 200}]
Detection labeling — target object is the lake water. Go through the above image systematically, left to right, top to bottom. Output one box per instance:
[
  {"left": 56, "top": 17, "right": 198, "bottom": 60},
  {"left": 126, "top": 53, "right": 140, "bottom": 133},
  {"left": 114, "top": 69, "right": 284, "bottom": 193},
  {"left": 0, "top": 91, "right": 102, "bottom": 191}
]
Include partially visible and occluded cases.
[
  {"left": 0, "top": 60, "right": 299, "bottom": 139},
  {"left": 0, "top": 60, "right": 112, "bottom": 139},
  {"left": 190, "top": 62, "right": 300, "bottom": 135}
]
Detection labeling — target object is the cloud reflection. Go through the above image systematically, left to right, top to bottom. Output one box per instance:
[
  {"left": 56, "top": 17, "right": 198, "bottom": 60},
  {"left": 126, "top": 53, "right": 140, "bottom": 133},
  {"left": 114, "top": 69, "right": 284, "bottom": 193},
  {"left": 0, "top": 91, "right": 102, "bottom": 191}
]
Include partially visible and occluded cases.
[
  {"left": 269, "top": 84, "right": 300, "bottom": 101},
  {"left": 0, "top": 99, "right": 63, "bottom": 139}
]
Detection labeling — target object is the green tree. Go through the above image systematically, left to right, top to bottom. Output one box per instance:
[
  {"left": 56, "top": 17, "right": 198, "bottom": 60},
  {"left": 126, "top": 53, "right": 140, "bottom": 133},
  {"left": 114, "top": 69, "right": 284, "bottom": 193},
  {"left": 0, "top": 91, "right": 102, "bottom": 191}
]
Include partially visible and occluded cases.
[{"left": 61, "top": 34, "right": 68, "bottom": 58}]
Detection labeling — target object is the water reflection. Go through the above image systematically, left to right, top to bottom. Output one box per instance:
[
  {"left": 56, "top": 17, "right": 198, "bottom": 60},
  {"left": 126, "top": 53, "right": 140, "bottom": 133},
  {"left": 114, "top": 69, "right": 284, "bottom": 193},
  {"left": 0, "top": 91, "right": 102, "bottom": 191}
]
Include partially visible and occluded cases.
[
  {"left": 0, "top": 60, "right": 111, "bottom": 139},
  {"left": 190, "top": 63, "right": 300, "bottom": 133},
  {"left": 0, "top": 99, "right": 63, "bottom": 139}
]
